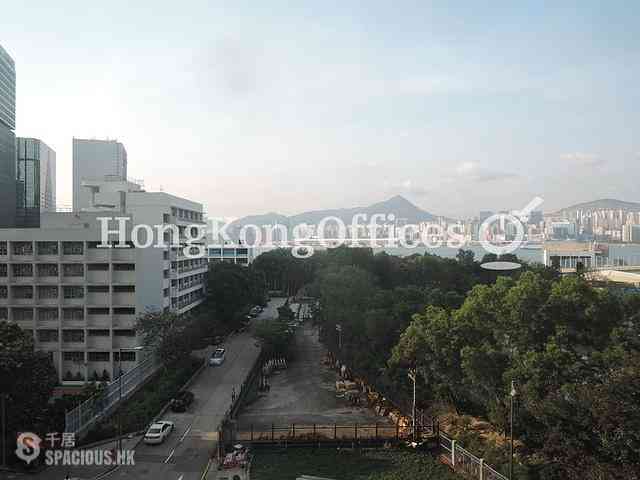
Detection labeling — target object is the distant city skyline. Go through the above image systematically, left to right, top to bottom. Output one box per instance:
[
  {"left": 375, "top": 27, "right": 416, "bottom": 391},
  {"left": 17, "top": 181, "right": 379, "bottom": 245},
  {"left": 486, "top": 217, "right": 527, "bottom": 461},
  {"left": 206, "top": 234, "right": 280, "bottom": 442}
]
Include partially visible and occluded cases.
[{"left": 3, "top": 2, "right": 639, "bottom": 218}]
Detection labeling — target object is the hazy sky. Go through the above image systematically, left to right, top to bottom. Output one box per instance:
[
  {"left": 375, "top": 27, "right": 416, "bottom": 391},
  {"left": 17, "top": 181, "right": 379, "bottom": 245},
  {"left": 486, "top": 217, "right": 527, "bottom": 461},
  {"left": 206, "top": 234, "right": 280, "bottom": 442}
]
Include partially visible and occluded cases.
[{"left": 4, "top": 1, "right": 639, "bottom": 219}]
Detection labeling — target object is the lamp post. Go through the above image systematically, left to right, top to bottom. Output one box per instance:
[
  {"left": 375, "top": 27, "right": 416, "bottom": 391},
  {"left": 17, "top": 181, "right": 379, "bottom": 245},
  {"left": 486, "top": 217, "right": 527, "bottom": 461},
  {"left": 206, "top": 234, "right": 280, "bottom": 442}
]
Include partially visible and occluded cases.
[
  {"left": 335, "top": 324, "right": 342, "bottom": 351},
  {"left": 116, "top": 346, "right": 144, "bottom": 452},
  {"left": 408, "top": 368, "right": 417, "bottom": 441},
  {"left": 509, "top": 380, "right": 517, "bottom": 480},
  {"left": 1, "top": 393, "right": 6, "bottom": 468}
]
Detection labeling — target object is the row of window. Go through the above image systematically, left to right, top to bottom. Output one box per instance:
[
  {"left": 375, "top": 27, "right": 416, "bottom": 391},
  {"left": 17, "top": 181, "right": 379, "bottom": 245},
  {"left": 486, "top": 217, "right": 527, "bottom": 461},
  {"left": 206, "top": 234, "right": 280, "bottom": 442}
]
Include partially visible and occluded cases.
[
  {"left": 170, "top": 207, "right": 203, "bottom": 222},
  {"left": 0, "top": 241, "right": 137, "bottom": 257},
  {"left": 208, "top": 248, "right": 250, "bottom": 256},
  {"left": 0, "top": 263, "right": 135, "bottom": 277},
  {"left": 0, "top": 285, "right": 135, "bottom": 299},
  {"left": 0, "top": 306, "right": 136, "bottom": 321},
  {"left": 36, "top": 329, "right": 136, "bottom": 342},
  {"left": 61, "top": 351, "right": 136, "bottom": 362}
]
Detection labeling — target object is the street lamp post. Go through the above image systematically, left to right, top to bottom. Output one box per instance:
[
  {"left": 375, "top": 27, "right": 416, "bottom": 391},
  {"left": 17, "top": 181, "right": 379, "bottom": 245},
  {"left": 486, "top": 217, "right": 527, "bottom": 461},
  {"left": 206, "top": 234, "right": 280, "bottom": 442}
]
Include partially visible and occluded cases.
[
  {"left": 116, "top": 346, "right": 144, "bottom": 453},
  {"left": 407, "top": 368, "right": 417, "bottom": 441},
  {"left": 509, "top": 380, "right": 517, "bottom": 480},
  {"left": 1, "top": 393, "right": 6, "bottom": 468}
]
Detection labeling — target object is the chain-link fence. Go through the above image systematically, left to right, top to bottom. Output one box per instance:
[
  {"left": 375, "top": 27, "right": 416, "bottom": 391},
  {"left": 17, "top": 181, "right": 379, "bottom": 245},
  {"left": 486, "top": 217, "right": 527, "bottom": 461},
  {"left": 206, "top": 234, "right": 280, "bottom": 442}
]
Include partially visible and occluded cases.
[{"left": 64, "top": 354, "right": 160, "bottom": 435}]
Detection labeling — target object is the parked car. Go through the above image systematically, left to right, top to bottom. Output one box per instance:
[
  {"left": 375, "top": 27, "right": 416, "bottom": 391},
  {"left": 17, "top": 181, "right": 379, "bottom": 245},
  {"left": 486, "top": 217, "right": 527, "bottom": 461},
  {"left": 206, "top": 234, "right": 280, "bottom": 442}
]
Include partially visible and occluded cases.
[
  {"left": 250, "top": 306, "right": 261, "bottom": 316},
  {"left": 209, "top": 348, "right": 226, "bottom": 366},
  {"left": 170, "top": 390, "right": 194, "bottom": 412},
  {"left": 144, "top": 420, "right": 174, "bottom": 444}
]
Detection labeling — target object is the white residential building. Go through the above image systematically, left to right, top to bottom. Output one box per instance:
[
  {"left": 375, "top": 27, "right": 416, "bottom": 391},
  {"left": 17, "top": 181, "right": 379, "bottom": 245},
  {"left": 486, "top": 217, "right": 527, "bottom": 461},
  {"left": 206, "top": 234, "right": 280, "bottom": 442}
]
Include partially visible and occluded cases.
[{"left": 0, "top": 190, "right": 208, "bottom": 384}]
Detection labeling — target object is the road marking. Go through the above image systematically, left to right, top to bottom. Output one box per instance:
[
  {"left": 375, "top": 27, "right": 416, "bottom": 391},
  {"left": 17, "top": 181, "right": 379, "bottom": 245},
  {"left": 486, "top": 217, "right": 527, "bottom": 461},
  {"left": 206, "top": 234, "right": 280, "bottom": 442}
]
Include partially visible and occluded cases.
[
  {"left": 180, "top": 425, "right": 192, "bottom": 442},
  {"left": 164, "top": 448, "right": 176, "bottom": 463},
  {"left": 200, "top": 457, "right": 213, "bottom": 480},
  {"left": 178, "top": 475, "right": 184, "bottom": 480}
]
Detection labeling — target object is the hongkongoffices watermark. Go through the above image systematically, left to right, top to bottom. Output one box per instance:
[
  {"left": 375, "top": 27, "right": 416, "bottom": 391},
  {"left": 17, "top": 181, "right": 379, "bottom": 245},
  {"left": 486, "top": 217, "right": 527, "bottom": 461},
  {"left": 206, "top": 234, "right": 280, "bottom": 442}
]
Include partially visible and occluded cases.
[
  {"left": 96, "top": 197, "right": 543, "bottom": 259},
  {"left": 15, "top": 431, "right": 135, "bottom": 467}
]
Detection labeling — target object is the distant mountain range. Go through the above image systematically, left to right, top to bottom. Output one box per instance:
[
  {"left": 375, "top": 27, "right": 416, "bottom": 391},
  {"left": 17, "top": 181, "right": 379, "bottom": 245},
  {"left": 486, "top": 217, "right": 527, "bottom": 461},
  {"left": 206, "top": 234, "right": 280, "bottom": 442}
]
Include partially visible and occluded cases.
[
  {"left": 226, "top": 195, "right": 441, "bottom": 237},
  {"left": 225, "top": 196, "right": 640, "bottom": 238},
  {"left": 553, "top": 198, "right": 640, "bottom": 215}
]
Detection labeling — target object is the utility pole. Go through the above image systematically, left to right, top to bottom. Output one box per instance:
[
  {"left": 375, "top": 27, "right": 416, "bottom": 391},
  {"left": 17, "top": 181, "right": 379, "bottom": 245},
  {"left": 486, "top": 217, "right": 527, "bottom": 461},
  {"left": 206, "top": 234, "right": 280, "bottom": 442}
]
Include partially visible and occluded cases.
[
  {"left": 408, "top": 369, "right": 416, "bottom": 441},
  {"left": 509, "top": 380, "right": 517, "bottom": 480},
  {"left": 1, "top": 393, "right": 6, "bottom": 468}
]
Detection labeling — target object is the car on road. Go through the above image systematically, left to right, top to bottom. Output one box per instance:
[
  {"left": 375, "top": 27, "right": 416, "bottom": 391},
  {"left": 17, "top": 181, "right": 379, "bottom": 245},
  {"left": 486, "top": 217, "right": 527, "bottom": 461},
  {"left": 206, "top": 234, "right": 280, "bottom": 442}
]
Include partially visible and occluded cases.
[
  {"left": 250, "top": 306, "right": 262, "bottom": 316},
  {"left": 209, "top": 348, "right": 226, "bottom": 366},
  {"left": 170, "top": 390, "right": 194, "bottom": 412},
  {"left": 144, "top": 420, "right": 174, "bottom": 445}
]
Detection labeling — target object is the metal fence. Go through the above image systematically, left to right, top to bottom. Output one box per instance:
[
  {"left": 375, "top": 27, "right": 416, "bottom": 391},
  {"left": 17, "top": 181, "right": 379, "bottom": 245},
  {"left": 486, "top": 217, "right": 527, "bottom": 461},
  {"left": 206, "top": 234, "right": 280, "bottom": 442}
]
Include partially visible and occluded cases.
[
  {"left": 64, "top": 354, "right": 161, "bottom": 435},
  {"left": 234, "top": 422, "right": 432, "bottom": 444},
  {"left": 439, "top": 432, "right": 509, "bottom": 480}
]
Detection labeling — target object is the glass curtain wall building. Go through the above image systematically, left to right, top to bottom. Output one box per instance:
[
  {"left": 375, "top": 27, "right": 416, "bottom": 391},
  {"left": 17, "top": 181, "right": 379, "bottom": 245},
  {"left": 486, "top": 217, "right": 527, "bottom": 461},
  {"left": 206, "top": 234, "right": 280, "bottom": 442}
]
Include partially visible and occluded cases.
[
  {"left": 0, "top": 44, "right": 16, "bottom": 228},
  {"left": 16, "top": 138, "right": 57, "bottom": 227}
]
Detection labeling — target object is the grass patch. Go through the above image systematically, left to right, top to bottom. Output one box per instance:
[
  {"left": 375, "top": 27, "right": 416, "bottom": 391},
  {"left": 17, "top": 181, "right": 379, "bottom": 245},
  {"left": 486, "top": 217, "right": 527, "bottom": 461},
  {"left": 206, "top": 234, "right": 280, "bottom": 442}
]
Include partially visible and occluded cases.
[{"left": 251, "top": 447, "right": 458, "bottom": 480}]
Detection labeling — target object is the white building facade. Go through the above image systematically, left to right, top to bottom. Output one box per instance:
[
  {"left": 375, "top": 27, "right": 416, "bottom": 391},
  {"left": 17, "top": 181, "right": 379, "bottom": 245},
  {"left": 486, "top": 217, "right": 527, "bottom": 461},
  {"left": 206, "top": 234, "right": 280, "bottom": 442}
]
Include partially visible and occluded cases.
[
  {"left": 72, "top": 138, "right": 128, "bottom": 212},
  {"left": 0, "top": 191, "right": 207, "bottom": 385}
]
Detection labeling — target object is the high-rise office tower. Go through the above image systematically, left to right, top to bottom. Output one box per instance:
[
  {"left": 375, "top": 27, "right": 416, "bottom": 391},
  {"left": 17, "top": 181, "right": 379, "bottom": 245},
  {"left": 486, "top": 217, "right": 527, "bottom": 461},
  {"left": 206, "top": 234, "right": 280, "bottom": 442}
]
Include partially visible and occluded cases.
[
  {"left": 0, "top": 44, "right": 16, "bottom": 228},
  {"left": 15, "top": 138, "right": 57, "bottom": 227},
  {"left": 72, "top": 138, "right": 128, "bottom": 211}
]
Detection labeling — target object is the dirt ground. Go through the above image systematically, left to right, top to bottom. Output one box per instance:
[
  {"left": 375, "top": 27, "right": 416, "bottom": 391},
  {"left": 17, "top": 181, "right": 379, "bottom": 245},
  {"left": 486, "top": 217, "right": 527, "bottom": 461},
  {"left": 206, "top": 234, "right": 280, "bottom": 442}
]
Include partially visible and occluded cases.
[{"left": 236, "top": 321, "right": 389, "bottom": 429}]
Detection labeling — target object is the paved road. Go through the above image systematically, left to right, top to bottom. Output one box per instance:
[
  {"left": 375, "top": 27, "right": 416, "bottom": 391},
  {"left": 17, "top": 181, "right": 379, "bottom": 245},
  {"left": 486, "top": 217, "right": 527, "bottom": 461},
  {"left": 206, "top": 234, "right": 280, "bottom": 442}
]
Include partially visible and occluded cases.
[
  {"left": 29, "top": 298, "right": 285, "bottom": 480},
  {"left": 104, "top": 298, "right": 285, "bottom": 480}
]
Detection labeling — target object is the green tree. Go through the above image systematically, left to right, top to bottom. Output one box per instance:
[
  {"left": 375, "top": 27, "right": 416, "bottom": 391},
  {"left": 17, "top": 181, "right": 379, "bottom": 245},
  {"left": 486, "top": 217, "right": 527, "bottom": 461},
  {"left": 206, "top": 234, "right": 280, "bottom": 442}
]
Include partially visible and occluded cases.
[
  {"left": 136, "top": 310, "right": 191, "bottom": 365},
  {"left": 0, "top": 322, "right": 57, "bottom": 459}
]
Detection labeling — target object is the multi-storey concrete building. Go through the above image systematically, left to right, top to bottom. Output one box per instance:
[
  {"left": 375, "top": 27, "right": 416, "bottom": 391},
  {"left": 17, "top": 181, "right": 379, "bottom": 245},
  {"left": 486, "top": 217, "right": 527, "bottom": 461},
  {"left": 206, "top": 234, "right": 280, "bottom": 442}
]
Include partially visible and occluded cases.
[
  {"left": 0, "top": 44, "right": 17, "bottom": 228},
  {"left": 72, "top": 138, "right": 128, "bottom": 212},
  {"left": 0, "top": 190, "right": 208, "bottom": 384}
]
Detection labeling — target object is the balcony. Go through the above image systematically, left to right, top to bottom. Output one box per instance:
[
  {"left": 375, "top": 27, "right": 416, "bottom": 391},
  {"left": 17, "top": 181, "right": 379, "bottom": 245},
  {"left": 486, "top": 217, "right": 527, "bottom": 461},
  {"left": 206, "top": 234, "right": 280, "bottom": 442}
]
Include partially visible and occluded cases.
[
  {"left": 86, "top": 248, "right": 110, "bottom": 262},
  {"left": 112, "top": 249, "right": 135, "bottom": 262},
  {"left": 87, "top": 270, "right": 109, "bottom": 283},
  {"left": 112, "top": 270, "right": 135, "bottom": 283},
  {"left": 11, "top": 275, "right": 34, "bottom": 285},
  {"left": 36, "top": 275, "right": 59, "bottom": 284},
  {"left": 61, "top": 275, "right": 85, "bottom": 285},
  {"left": 86, "top": 292, "right": 109, "bottom": 305},
  {"left": 112, "top": 292, "right": 135, "bottom": 306},
  {"left": 11, "top": 296, "right": 35, "bottom": 306},
  {"left": 37, "top": 296, "right": 59, "bottom": 306},
  {"left": 62, "top": 297, "right": 85, "bottom": 306},
  {"left": 87, "top": 313, "right": 111, "bottom": 328},
  {"left": 113, "top": 314, "right": 136, "bottom": 329},
  {"left": 36, "top": 315, "right": 60, "bottom": 326},
  {"left": 13, "top": 318, "right": 35, "bottom": 329},
  {"left": 61, "top": 318, "right": 86, "bottom": 328},
  {"left": 86, "top": 336, "right": 111, "bottom": 349},
  {"left": 112, "top": 336, "right": 138, "bottom": 349},
  {"left": 37, "top": 340, "right": 61, "bottom": 351},
  {"left": 61, "top": 341, "right": 85, "bottom": 351}
]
